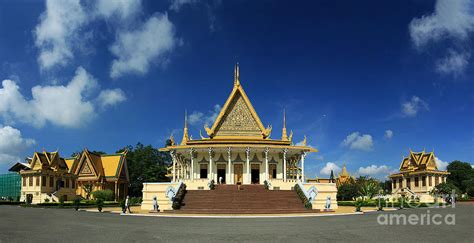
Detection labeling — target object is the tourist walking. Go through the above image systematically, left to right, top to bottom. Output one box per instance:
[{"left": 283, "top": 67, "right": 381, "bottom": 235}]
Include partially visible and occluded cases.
[
  {"left": 125, "top": 195, "right": 132, "bottom": 213},
  {"left": 152, "top": 196, "right": 159, "bottom": 212}
]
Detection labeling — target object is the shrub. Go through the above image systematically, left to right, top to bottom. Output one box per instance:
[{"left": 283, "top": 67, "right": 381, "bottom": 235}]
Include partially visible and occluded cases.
[
  {"left": 208, "top": 180, "right": 215, "bottom": 190},
  {"left": 264, "top": 180, "right": 269, "bottom": 190},
  {"left": 172, "top": 184, "right": 187, "bottom": 210},
  {"left": 92, "top": 190, "right": 114, "bottom": 201},
  {"left": 59, "top": 197, "right": 64, "bottom": 208},
  {"left": 73, "top": 197, "right": 81, "bottom": 211},
  {"left": 129, "top": 197, "right": 142, "bottom": 205},
  {"left": 44, "top": 198, "right": 50, "bottom": 203},
  {"left": 96, "top": 198, "right": 104, "bottom": 212},
  {"left": 355, "top": 199, "right": 363, "bottom": 212}
]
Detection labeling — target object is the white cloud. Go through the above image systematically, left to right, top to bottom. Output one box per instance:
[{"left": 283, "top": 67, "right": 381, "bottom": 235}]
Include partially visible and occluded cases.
[
  {"left": 34, "top": 0, "right": 89, "bottom": 70},
  {"left": 95, "top": 0, "right": 142, "bottom": 20},
  {"left": 169, "top": 0, "right": 198, "bottom": 12},
  {"left": 409, "top": 0, "right": 474, "bottom": 76},
  {"left": 409, "top": 0, "right": 474, "bottom": 48},
  {"left": 110, "top": 13, "right": 178, "bottom": 78},
  {"left": 435, "top": 50, "right": 470, "bottom": 76},
  {"left": 0, "top": 67, "right": 126, "bottom": 128},
  {"left": 97, "top": 89, "right": 127, "bottom": 108},
  {"left": 401, "top": 96, "right": 429, "bottom": 117},
  {"left": 188, "top": 104, "right": 221, "bottom": 127},
  {"left": 0, "top": 126, "right": 35, "bottom": 168},
  {"left": 385, "top": 130, "right": 393, "bottom": 139},
  {"left": 341, "top": 132, "right": 373, "bottom": 151},
  {"left": 435, "top": 157, "right": 449, "bottom": 171},
  {"left": 320, "top": 162, "right": 341, "bottom": 176},
  {"left": 357, "top": 165, "right": 393, "bottom": 178}
]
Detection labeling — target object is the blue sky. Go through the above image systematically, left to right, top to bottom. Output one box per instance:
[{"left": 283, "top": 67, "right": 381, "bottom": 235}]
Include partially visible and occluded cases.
[{"left": 0, "top": 0, "right": 473, "bottom": 179}]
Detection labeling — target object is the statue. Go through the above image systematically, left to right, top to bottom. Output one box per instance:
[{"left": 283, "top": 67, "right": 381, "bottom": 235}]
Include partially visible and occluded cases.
[{"left": 325, "top": 195, "right": 331, "bottom": 210}]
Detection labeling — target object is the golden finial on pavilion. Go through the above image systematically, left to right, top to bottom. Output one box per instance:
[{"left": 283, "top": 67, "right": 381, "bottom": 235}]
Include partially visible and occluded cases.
[
  {"left": 234, "top": 63, "right": 240, "bottom": 86},
  {"left": 282, "top": 109, "right": 288, "bottom": 141},
  {"left": 181, "top": 110, "right": 189, "bottom": 145},
  {"left": 302, "top": 135, "right": 307, "bottom": 146}
]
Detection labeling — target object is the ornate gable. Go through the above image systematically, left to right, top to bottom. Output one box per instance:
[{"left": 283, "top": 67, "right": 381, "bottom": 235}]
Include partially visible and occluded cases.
[
  {"left": 205, "top": 64, "right": 271, "bottom": 139},
  {"left": 214, "top": 92, "right": 263, "bottom": 137},
  {"left": 79, "top": 162, "right": 94, "bottom": 176}
]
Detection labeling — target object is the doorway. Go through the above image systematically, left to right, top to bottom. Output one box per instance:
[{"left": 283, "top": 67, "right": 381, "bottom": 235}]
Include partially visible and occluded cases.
[
  {"left": 217, "top": 164, "right": 226, "bottom": 184},
  {"left": 234, "top": 164, "right": 243, "bottom": 184},
  {"left": 251, "top": 164, "right": 260, "bottom": 184},
  {"left": 269, "top": 164, "right": 277, "bottom": 179}
]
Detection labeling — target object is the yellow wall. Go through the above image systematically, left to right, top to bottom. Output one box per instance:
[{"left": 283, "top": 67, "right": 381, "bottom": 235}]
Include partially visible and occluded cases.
[{"left": 141, "top": 182, "right": 179, "bottom": 212}]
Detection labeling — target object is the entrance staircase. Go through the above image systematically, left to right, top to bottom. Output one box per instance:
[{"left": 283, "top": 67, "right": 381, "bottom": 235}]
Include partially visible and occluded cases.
[{"left": 171, "top": 185, "right": 318, "bottom": 214}]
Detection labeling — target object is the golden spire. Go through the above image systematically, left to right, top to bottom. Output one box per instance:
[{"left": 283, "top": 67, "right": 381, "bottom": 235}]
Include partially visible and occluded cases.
[
  {"left": 234, "top": 63, "right": 240, "bottom": 86},
  {"left": 282, "top": 109, "right": 288, "bottom": 141},
  {"left": 181, "top": 110, "right": 189, "bottom": 145},
  {"left": 340, "top": 164, "right": 349, "bottom": 177}
]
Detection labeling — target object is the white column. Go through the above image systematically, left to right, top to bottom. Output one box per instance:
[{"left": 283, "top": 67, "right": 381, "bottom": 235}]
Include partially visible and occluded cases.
[
  {"left": 227, "top": 147, "right": 232, "bottom": 184},
  {"left": 246, "top": 147, "right": 250, "bottom": 184},
  {"left": 264, "top": 147, "right": 269, "bottom": 181},
  {"left": 189, "top": 148, "right": 194, "bottom": 181},
  {"left": 208, "top": 148, "right": 213, "bottom": 182},
  {"left": 283, "top": 148, "right": 287, "bottom": 182},
  {"left": 171, "top": 150, "right": 176, "bottom": 182},
  {"left": 301, "top": 152, "right": 306, "bottom": 183}
]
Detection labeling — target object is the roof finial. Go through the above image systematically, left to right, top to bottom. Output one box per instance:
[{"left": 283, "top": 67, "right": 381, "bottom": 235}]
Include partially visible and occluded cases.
[
  {"left": 234, "top": 63, "right": 240, "bottom": 86},
  {"left": 282, "top": 109, "right": 288, "bottom": 141},
  {"left": 181, "top": 110, "right": 189, "bottom": 145}
]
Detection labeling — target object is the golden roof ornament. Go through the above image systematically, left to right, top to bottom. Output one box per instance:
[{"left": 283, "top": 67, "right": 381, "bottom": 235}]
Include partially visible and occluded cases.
[
  {"left": 234, "top": 63, "right": 240, "bottom": 86},
  {"left": 282, "top": 109, "right": 288, "bottom": 141},
  {"left": 180, "top": 110, "right": 189, "bottom": 145},
  {"left": 169, "top": 134, "right": 175, "bottom": 146},
  {"left": 302, "top": 135, "right": 307, "bottom": 146}
]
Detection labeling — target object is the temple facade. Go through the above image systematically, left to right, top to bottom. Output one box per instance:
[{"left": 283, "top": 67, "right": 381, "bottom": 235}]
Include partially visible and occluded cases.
[
  {"left": 143, "top": 64, "right": 338, "bottom": 212},
  {"left": 160, "top": 64, "right": 315, "bottom": 187},
  {"left": 389, "top": 150, "right": 449, "bottom": 202}
]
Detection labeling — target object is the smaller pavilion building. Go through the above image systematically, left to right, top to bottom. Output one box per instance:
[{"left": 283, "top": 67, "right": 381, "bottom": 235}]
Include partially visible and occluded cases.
[{"left": 389, "top": 150, "right": 449, "bottom": 202}]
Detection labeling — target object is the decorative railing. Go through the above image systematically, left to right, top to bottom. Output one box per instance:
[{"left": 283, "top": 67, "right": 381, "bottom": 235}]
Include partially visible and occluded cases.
[
  {"left": 165, "top": 181, "right": 183, "bottom": 202},
  {"left": 295, "top": 181, "right": 317, "bottom": 209}
]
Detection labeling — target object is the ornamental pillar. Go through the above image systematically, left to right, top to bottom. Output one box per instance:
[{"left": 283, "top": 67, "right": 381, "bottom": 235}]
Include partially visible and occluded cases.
[
  {"left": 227, "top": 147, "right": 232, "bottom": 184},
  {"left": 246, "top": 147, "right": 250, "bottom": 184},
  {"left": 264, "top": 147, "right": 269, "bottom": 181},
  {"left": 189, "top": 148, "right": 194, "bottom": 181},
  {"left": 208, "top": 148, "right": 213, "bottom": 182},
  {"left": 283, "top": 148, "right": 287, "bottom": 182},
  {"left": 171, "top": 150, "right": 177, "bottom": 182},
  {"left": 301, "top": 152, "right": 306, "bottom": 183}
]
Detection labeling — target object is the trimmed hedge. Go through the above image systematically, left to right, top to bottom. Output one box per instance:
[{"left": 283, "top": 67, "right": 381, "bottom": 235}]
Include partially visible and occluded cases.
[
  {"left": 172, "top": 183, "right": 187, "bottom": 210},
  {"left": 295, "top": 184, "right": 312, "bottom": 209},
  {"left": 337, "top": 200, "right": 442, "bottom": 208},
  {"left": 0, "top": 201, "right": 24, "bottom": 205},
  {"left": 21, "top": 201, "right": 119, "bottom": 208}
]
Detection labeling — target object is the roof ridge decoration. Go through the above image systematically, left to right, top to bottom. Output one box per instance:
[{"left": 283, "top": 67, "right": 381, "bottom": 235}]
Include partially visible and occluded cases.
[{"left": 205, "top": 63, "right": 271, "bottom": 139}]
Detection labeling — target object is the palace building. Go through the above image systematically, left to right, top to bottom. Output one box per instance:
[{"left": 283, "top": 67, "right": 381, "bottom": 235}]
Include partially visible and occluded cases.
[
  {"left": 142, "top": 64, "right": 338, "bottom": 212},
  {"left": 10, "top": 149, "right": 129, "bottom": 204},
  {"left": 65, "top": 149, "right": 129, "bottom": 201},
  {"left": 389, "top": 150, "right": 449, "bottom": 202},
  {"left": 13, "top": 151, "right": 77, "bottom": 204}
]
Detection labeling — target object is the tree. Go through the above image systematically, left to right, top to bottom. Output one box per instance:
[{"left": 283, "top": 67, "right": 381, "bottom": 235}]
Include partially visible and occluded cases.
[
  {"left": 117, "top": 142, "right": 171, "bottom": 197},
  {"left": 447, "top": 161, "right": 474, "bottom": 193},
  {"left": 355, "top": 176, "right": 381, "bottom": 199},
  {"left": 381, "top": 180, "right": 392, "bottom": 194},
  {"left": 337, "top": 181, "right": 358, "bottom": 201},
  {"left": 431, "top": 182, "right": 460, "bottom": 197},
  {"left": 83, "top": 184, "right": 93, "bottom": 200}
]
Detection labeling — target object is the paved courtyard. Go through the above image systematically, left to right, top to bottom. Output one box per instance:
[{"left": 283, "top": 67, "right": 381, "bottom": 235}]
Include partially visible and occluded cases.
[{"left": 0, "top": 204, "right": 473, "bottom": 242}]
